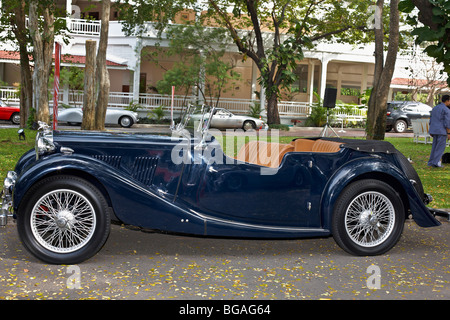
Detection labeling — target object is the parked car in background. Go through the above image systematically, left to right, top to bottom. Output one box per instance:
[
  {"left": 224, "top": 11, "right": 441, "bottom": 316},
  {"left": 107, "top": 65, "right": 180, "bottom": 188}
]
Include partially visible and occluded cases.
[
  {"left": 0, "top": 99, "right": 20, "bottom": 124},
  {"left": 386, "top": 101, "right": 432, "bottom": 133},
  {"left": 57, "top": 107, "right": 139, "bottom": 128},
  {"left": 192, "top": 108, "right": 268, "bottom": 131}
]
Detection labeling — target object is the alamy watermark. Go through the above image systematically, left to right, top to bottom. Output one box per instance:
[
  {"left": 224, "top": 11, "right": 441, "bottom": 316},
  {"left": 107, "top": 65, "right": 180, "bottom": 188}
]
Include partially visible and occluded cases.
[
  {"left": 367, "top": 5, "right": 383, "bottom": 30},
  {"left": 366, "top": 264, "right": 381, "bottom": 290},
  {"left": 66, "top": 265, "right": 81, "bottom": 289}
]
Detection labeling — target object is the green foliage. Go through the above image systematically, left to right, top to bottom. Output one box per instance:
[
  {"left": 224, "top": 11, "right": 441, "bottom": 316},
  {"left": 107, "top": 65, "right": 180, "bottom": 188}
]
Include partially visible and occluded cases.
[
  {"left": 115, "top": 0, "right": 197, "bottom": 36},
  {"left": 117, "top": 0, "right": 382, "bottom": 124},
  {"left": 400, "top": 0, "right": 450, "bottom": 85},
  {"left": 154, "top": 23, "right": 241, "bottom": 107},
  {"left": 306, "top": 92, "right": 335, "bottom": 127},
  {"left": 125, "top": 102, "right": 141, "bottom": 113},
  {"left": 247, "top": 102, "right": 262, "bottom": 119},
  {"left": 148, "top": 105, "right": 165, "bottom": 122},
  {"left": 27, "top": 108, "right": 36, "bottom": 129},
  {"left": 268, "top": 124, "right": 290, "bottom": 131},
  {"left": 0, "top": 129, "right": 37, "bottom": 179}
]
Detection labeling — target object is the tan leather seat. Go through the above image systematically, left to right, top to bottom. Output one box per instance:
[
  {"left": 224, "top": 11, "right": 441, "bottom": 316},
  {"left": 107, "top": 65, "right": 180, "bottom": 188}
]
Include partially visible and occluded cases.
[
  {"left": 291, "top": 138, "right": 315, "bottom": 152},
  {"left": 292, "top": 138, "right": 343, "bottom": 153},
  {"left": 236, "top": 139, "right": 342, "bottom": 168},
  {"left": 311, "top": 139, "right": 342, "bottom": 153},
  {"left": 236, "top": 140, "right": 293, "bottom": 168}
]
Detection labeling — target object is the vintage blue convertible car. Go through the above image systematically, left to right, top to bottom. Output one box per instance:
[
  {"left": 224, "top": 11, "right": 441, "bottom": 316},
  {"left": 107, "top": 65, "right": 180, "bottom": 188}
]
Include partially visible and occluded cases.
[{"left": 0, "top": 106, "right": 444, "bottom": 264}]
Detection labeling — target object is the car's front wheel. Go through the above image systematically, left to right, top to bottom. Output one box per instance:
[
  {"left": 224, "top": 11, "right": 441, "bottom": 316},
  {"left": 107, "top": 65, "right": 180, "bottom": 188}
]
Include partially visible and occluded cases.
[
  {"left": 10, "top": 112, "right": 20, "bottom": 125},
  {"left": 243, "top": 120, "right": 256, "bottom": 131},
  {"left": 17, "top": 175, "right": 111, "bottom": 264},
  {"left": 332, "top": 179, "right": 405, "bottom": 256}
]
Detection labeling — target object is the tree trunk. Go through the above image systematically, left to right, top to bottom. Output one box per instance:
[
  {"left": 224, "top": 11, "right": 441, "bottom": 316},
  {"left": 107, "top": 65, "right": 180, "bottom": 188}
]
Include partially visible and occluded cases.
[
  {"left": 13, "top": 0, "right": 32, "bottom": 128},
  {"left": 28, "top": 0, "right": 55, "bottom": 125},
  {"left": 94, "top": 0, "right": 111, "bottom": 130},
  {"left": 366, "top": 0, "right": 400, "bottom": 140},
  {"left": 82, "top": 40, "right": 97, "bottom": 130},
  {"left": 266, "top": 91, "right": 280, "bottom": 125}
]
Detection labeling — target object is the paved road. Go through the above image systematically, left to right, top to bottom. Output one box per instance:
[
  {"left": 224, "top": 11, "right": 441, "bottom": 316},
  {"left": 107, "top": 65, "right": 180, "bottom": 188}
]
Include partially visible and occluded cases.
[{"left": 1, "top": 215, "right": 448, "bottom": 301}]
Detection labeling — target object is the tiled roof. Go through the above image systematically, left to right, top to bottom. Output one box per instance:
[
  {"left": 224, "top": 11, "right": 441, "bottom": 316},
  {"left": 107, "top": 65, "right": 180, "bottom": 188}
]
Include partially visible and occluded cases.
[
  {"left": 0, "top": 50, "right": 126, "bottom": 67},
  {"left": 391, "top": 77, "right": 448, "bottom": 88}
]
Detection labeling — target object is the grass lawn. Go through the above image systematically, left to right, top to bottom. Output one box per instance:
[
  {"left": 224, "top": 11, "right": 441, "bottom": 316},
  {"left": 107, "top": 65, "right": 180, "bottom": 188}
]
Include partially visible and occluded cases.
[{"left": 0, "top": 128, "right": 448, "bottom": 209}]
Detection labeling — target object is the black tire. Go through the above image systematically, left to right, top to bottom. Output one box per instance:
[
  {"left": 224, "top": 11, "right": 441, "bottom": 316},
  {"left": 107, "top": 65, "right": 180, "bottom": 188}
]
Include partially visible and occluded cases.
[
  {"left": 10, "top": 112, "right": 20, "bottom": 125},
  {"left": 119, "top": 116, "right": 133, "bottom": 128},
  {"left": 394, "top": 119, "right": 407, "bottom": 133},
  {"left": 243, "top": 120, "right": 256, "bottom": 131},
  {"left": 17, "top": 175, "right": 110, "bottom": 264},
  {"left": 332, "top": 179, "right": 405, "bottom": 256}
]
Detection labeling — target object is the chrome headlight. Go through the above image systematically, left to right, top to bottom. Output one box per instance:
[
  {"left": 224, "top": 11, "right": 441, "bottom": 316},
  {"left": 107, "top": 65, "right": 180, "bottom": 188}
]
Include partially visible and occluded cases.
[
  {"left": 35, "top": 122, "right": 56, "bottom": 160},
  {"left": 2, "top": 171, "right": 16, "bottom": 194},
  {"left": 6, "top": 171, "right": 17, "bottom": 181}
]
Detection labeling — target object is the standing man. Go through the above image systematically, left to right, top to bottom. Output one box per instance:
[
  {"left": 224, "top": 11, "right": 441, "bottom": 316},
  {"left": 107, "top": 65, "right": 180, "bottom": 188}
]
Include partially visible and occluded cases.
[{"left": 428, "top": 95, "right": 450, "bottom": 167}]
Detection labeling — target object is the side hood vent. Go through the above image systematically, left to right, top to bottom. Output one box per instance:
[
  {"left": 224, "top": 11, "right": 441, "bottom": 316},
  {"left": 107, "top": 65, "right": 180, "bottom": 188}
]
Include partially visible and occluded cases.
[
  {"left": 92, "top": 155, "right": 122, "bottom": 169},
  {"left": 132, "top": 157, "right": 158, "bottom": 185}
]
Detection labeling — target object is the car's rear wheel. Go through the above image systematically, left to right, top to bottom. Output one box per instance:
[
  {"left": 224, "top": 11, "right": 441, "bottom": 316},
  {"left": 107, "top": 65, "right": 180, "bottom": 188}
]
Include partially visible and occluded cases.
[
  {"left": 119, "top": 116, "right": 133, "bottom": 128},
  {"left": 394, "top": 119, "right": 407, "bottom": 133},
  {"left": 17, "top": 175, "right": 110, "bottom": 264},
  {"left": 332, "top": 179, "right": 405, "bottom": 256}
]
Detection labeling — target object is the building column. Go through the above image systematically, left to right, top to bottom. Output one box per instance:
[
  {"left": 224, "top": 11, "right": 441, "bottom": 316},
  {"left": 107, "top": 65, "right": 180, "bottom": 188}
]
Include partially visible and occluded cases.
[
  {"left": 132, "top": 42, "right": 143, "bottom": 103},
  {"left": 320, "top": 54, "right": 330, "bottom": 101},
  {"left": 251, "top": 60, "right": 258, "bottom": 100},
  {"left": 308, "top": 61, "right": 316, "bottom": 105},
  {"left": 361, "top": 64, "right": 368, "bottom": 95},
  {"left": 337, "top": 65, "right": 342, "bottom": 101}
]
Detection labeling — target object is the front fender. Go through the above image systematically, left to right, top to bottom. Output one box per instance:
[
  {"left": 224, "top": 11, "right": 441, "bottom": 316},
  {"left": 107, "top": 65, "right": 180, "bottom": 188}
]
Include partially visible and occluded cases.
[
  {"left": 12, "top": 154, "right": 207, "bottom": 235},
  {"left": 13, "top": 154, "right": 119, "bottom": 211},
  {"left": 320, "top": 158, "right": 440, "bottom": 229}
]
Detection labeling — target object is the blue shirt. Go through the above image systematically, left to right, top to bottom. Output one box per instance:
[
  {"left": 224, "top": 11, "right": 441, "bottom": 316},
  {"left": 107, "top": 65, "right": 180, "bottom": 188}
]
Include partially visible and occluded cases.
[{"left": 429, "top": 102, "right": 450, "bottom": 135}]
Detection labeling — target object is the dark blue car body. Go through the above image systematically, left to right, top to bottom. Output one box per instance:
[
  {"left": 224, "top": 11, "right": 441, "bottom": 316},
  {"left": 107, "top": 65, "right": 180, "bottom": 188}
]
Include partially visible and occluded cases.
[{"left": 1, "top": 126, "right": 442, "bottom": 264}]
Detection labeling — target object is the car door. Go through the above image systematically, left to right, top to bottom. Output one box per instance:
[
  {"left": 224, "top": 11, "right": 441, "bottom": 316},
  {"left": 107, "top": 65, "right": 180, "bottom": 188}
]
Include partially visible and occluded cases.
[
  {"left": 0, "top": 101, "right": 15, "bottom": 121},
  {"left": 416, "top": 103, "right": 432, "bottom": 118},
  {"left": 403, "top": 104, "right": 422, "bottom": 124},
  {"left": 210, "top": 109, "right": 233, "bottom": 129},
  {"left": 189, "top": 152, "right": 327, "bottom": 229}
]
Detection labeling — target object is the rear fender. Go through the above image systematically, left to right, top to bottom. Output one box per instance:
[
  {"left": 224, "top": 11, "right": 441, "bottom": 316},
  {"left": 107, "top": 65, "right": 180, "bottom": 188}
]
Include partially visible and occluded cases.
[{"left": 320, "top": 158, "right": 440, "bottom": 229}]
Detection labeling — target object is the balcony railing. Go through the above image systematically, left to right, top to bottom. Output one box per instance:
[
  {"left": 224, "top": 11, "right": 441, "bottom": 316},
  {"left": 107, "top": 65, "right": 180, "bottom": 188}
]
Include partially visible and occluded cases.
[
  {"left": 68, "top": 18, "right": 101, "bottom": 35},
  {"left": 0, "top": 87, "right": 367, "bottom": 123}
]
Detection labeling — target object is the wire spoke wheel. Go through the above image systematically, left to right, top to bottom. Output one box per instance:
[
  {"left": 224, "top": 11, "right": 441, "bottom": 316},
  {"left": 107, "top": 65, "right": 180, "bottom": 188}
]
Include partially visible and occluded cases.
[
  {"left": 18, "top": 176, "right": 110, "bottom": 264},
  {"left": 332, "top": 179, "right": 405, "bottom": 256},
  {"left": 31, "top": 189, "right": 96, "bottom": 253},
  {"left": 344, "top": 191, "right": 395, "bottom": 247}
]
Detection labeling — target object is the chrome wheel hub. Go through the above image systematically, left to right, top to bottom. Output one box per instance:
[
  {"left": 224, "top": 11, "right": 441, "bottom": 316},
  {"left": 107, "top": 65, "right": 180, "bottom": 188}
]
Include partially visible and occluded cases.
[
  {"left": 345, "top": 191, "right": 395, "bottom": 247},
  {"left": 55, "top": 210, "right": 75, "bottom": 229}
]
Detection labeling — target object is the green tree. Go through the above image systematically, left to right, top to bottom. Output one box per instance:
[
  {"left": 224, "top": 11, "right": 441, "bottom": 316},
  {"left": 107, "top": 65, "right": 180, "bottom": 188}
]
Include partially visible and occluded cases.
[
  {"left": 0, "top": 0, "right": 33, "bottom": 128},
  {"left": 118, "top": 0, "right": 373, "bottom": 125},
  {"left": 204, "top": 0, "right": 375, "bottom": 125},
  {"left": 399, "top": 0, "right": 450, "bottom": 86},
  {"left": 155, "top": 23, "right": 241, "bottom": 108}
]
